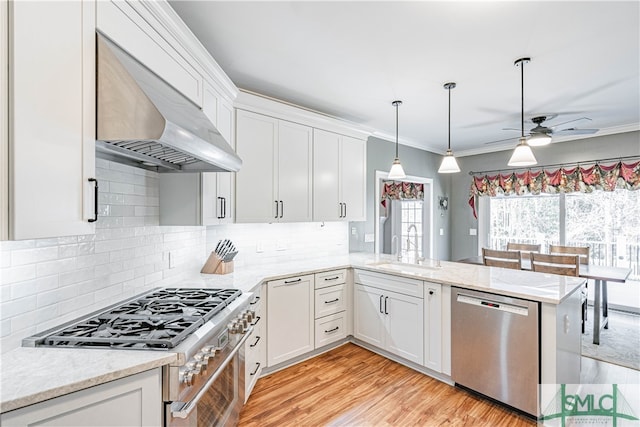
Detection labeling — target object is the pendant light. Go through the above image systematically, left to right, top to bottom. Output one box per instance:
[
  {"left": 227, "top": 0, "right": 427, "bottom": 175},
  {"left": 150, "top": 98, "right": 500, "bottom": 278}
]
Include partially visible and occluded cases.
[
  {"left": 508, "top": 57, "right": 537, "bottom": 167},
  {"left": 438, "top": 82, "right": 461, "bottom": 174},
  {"left": 388, "top": 100, "right": 406, "bottom": 179}
]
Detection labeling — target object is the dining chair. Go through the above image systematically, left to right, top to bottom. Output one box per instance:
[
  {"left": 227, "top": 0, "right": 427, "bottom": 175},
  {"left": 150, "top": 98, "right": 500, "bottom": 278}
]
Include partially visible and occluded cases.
[
  {"left": 506, "top": 242, "right": 541, "bottom": 253},
  {"left": 549, "top": 244, "right": 590, "bottom": 264},
  {"left": 482, "top": 248, "right": 522, "bottom": 270},
  {"left": 530, "top": 252, "right": 587, "bottom": 333}
]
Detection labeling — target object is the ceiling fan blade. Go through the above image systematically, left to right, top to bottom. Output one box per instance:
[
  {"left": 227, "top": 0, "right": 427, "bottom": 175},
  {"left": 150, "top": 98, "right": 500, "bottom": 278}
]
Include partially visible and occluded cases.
[
  {"left": 549, "top": 117, "right": 592, "bottom": 129},
  {"left": 501, "top": 127, "right": 521, "bottom": 132},
  {"left": 556, "top": 128, "right": 599, "bottom": 135},
  {"left": 483, "top": 136, "right": 523, "bottom": 145}
]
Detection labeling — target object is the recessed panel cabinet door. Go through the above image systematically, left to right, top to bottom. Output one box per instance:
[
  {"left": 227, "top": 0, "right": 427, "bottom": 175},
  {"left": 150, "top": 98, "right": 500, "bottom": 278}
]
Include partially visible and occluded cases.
[
  {"left": 9, "top": 0, "right": 96, "bottom": 239},
  {"left": 235, "top": 110, "right": 277, "bottom": 222},
  {"left": 277, "top": 121, "right": 312, "bottom": 222},
  {"left": 313, "top": 129, "right": 341, "bottom": 221},
  {"left": 340, "top": 136, "right": 366, "bottom": 221},
  {"left": 354, "top": 284, "right": 385, "bottom": 348},
  {"left": 385, "top": 291, "right": 424, "bottom": 365}
]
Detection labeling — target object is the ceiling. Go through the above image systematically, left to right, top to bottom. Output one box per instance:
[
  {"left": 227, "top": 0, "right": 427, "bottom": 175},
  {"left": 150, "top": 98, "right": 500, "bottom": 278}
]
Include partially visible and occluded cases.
[{"left": 170, "top": 1, "right": 640, "bottom": 157}]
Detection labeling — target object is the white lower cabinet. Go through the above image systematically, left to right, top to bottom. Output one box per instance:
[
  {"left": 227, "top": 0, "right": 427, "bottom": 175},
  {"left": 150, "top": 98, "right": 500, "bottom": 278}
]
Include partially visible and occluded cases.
[
  {"left": 313, "top": 269, "right": 349, "bottom": 349},
  {"left": 354, "top": 270, "right": 424, "bottom": 365},
  {"left": 267, "top": 274, "right": 314, "bottom": 367},
  {"left": 424, "top": 282, "right": 443, "bottom": 372},
  {"left": 245, "top": 285, "right": 265, "bottom": 402},
  {"left": 315, "top": 312, "right": 346, "bottom": 348},
  {"left": 0, "top": 369, "right": 162, "bottom": 426}
]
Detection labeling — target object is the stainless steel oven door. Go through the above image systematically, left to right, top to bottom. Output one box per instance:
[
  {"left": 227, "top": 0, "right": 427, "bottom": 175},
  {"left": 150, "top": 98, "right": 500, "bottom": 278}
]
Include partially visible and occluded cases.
[{"left": 167, "top": 331, "right": 249, "bottom": 427}]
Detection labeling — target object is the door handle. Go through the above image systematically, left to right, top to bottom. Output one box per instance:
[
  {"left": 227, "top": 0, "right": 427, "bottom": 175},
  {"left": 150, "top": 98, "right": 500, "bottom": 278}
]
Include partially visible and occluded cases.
[
  {"left": 88, "top": 178, "right": 98, "bottom": 223},
  {"left": 217, "top": 197, "right": 223, "bottom": 219},
  {"left": 222, "top": 197, "right": 226, "bottom": 219},
  {"left": 275, "top": 200, "right": 279, "bottom": 219},
  {"left": 279, "top": 200, "right": 284, "bottom": 218},
  {"left": 339, "top": 202, "right": 343, "bottom": 218},
  {"left": 344, "top": 203, "right": 347, "bottom": 218},
  {"left": 284, "top": 278, "right": 302, "bottom": 284},
  {"left": 379, "top": 294, "right": 384, "bottom": 313},
  {"left": 384, "top": 296, "right": 389, "bottom": 315},
  {"left": 324, "top": 298, "right": 339, "bottom": 304},
  {"left": 324, "top": 326, "right": 339, "bottom": 333},
  {"left": 250, "top": 336, "right": 261, "bottom": 347},
  {"left": 250, "top": 362, "right": 261, "bottom": 376}
]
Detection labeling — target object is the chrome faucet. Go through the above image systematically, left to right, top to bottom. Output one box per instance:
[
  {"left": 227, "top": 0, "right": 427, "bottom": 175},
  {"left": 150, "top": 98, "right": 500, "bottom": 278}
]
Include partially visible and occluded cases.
[
  {"left": 407, "top": 224, "right": 424, "bottom": 264},
  {"left": 391, "top": 235, "right": 402, "bottom": 261}
]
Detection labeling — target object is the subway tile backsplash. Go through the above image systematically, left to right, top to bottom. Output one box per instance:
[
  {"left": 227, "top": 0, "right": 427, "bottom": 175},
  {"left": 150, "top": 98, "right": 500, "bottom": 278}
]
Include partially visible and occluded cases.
[{"left": 0, "top": 160, "right": 348, "bottom": 353}]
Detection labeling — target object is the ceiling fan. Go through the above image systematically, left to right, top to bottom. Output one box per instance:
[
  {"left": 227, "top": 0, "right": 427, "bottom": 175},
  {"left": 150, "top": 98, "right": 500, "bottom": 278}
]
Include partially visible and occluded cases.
[{"left": 485, "top": 115, "right": 599, "bottom": 146}]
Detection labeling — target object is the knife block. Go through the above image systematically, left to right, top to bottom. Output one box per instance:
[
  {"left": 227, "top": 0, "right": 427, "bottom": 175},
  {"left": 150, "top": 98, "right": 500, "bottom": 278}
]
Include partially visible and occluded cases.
[{"left": 201, "top": 252, "right": 234, "bottom": 275}]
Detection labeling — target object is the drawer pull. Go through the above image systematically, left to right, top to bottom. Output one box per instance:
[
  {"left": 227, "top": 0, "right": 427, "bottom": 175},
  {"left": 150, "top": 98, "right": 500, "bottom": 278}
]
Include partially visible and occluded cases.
[
  {"left": 88, "top": 178, "right": 98, "bottom": 223},
  {"left": 324, "top": 276, "right": 340, "bottom": 281},
  {"left": 284, "top": 278, "right": 302, "bottom": 284},
  {"left": 250, "top": 296, "right": 261, "bottom": 305},
  {"left": 324, "top": 298, "right": 339, "bottom": 304},
  {"left": 251, "top": 316, "right": 261, "bottom": 326},
  {"left": 324, "top": 326, "right": 339, "bottom": 334},
  {"left": 250, "top": 336, "right": 261, "bottom": 347},
  {"left": 250, "top": 362, "right": 261, "bottom": 376}
]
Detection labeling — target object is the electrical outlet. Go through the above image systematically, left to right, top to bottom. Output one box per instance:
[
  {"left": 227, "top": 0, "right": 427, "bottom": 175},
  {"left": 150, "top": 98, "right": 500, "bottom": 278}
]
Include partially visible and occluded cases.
[
  {"left": 439, "top": 228, "right": 444, "bottom": 236},
  {"left": 470, "top": 228, "right": 477, "bottom": 236},
  {"left": 364, "top": 233, "right": 375, "bottom": 243},
  {"left": 168, "top": 252, "right": 175, "bottom": 269}
]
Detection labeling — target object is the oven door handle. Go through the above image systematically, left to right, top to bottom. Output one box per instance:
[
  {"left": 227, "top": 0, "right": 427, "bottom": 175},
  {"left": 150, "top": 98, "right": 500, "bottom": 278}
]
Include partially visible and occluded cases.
[{"left": 171, "top": 327, "right": 253, "bottom": 419}]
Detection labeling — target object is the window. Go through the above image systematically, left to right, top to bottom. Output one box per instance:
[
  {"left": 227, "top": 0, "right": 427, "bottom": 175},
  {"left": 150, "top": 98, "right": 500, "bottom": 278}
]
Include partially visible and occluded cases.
[
  {"left": 485, "top": 189, "right": 639, "bottom": 281},
  {"left": 401, "top": 201, "right": 423, "bottom": 258}
]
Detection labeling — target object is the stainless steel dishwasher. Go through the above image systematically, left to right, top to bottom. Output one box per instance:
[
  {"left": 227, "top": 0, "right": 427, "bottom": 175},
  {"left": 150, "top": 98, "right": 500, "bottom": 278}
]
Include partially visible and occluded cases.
[{"left": 451, "top": 287, "right": 539, "bottom": 416}]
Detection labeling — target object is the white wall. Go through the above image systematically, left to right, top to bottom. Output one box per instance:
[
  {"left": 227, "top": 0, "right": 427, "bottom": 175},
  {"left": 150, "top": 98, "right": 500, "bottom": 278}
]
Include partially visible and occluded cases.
[{"left": 0, "top": 160, "right": 349, "bottom": 353}]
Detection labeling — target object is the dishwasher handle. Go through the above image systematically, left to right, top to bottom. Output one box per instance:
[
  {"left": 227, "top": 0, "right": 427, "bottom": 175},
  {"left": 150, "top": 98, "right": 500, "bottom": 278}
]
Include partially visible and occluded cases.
[{"left": 456, "top": 294, "right": 529, "bottom": 316}]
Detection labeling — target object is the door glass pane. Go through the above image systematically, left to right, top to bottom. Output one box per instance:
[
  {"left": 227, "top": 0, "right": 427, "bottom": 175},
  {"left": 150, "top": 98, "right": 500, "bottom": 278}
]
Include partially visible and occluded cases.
[
  {"left": 566, "top": 190, "right": 639, "bottom": 281},
  {"left": 488, "top": 195, "right": 560, "bottom": 251},
  {"left": 401, "top": 201, "right": 423, "bottom": 258}
]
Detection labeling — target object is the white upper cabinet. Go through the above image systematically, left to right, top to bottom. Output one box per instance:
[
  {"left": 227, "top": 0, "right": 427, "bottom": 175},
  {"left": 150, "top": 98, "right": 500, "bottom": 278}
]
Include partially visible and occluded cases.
[
  {"left": 7, "top": 0, "right": 96, "bottom": 240},
  {"left": 235, "top": 110, "right": 313, "bottom": 223},
  {"left": 313, "top": 129, "right": 366, "bottom": 222}
]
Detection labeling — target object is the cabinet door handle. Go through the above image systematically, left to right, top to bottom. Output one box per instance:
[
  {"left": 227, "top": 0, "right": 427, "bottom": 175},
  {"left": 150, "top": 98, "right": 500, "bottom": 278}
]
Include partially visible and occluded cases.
[
  {"left": 88, "top": 178, "right": 98, "bottom": 223},
  {"left": 217, "top": 197, "right": 223, "bottom": 219},
  {"left": 222, "top": 197, "right": 226, "bottom": 219},
  {"left": 275, "top": 200, "right": 279, "bottom": 219},
  {"left": 279, "top": 200, "right": 284, "bottom": 218},
  {"left": 338, "top": 202, "right": 343, "bottom": 218},
  {"left": 344, "top": 203, "right": 347, "bottom": 218},
  {"left": 324, "top": 276, "right": 340, "bottom": 281},
  {"left": 284, "top": 278, "right": 302, "bottom": 284},
  {"left": 429, "top": 290, "right": 435, "bottom": 296},
  {"left": 379, "top": 295, "right": 384, "bottom": 313},
  {"left": 249, "top": 296, "right": 261, "bottom": 305},
  {"left": 384, "top": 296, "right": 389, "bottom": 315},
  {"left": 324, "top": 298, "right": 339, "bottom": 304},
  {"left": 251, "top": 316, "right": 261, "bottom": 326},
  {"left": 324, "top": 326, "right": 339, "bottom": 334},
  {"left": 250, "top": 336, "right": 261, "bottom": 347},
  {"left": 250, "top": 362, "right": 261, "bottom": 376}
]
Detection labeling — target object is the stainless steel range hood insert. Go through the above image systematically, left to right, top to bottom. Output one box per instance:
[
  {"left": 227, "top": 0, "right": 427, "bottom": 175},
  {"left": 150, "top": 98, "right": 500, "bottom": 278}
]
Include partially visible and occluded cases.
[{"left": 96, "top": 34, "right": 242, "bottom": 173}]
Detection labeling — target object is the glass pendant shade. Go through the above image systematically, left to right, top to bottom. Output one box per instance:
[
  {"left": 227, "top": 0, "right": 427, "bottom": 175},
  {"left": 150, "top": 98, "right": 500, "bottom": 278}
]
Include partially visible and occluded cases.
[
  {"left": 527, "top": 132, "right": 552, "bottom": 146},
  {"left": 508, "top": 137, "right": 537, "bottom": 166},
  {"left": 438, "top": 149, "right": 460, "bottom": 173},
  {"left": 388, "top": 158, "right": 406, "bottom": 179}
]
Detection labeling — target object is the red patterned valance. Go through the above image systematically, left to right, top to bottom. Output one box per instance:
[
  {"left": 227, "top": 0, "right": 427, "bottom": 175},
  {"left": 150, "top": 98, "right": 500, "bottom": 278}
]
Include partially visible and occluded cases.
[
  {"left": 468, "top": 160, "right": 640, "bottom": 218},
  {"left": 381, "top": 181, "right": 424, "bottom": 207}
]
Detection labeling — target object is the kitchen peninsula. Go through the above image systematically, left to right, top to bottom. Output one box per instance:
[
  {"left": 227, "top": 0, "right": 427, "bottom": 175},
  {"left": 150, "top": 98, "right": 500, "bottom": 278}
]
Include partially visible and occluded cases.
[{"left": 1, "top": 254, "right": 584, "bottom": 421}]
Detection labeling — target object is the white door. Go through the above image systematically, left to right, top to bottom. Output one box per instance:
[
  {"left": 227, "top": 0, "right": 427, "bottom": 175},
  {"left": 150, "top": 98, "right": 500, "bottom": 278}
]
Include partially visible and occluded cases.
[
  {"left": 10, "top": 0, "right": 96, "bottom": 239},
  {"left": 235, "top": 110, "right": 277, "bottom": 222},
  {"left": 277, "top": 120, "right": 313, "bottom": 222},
  {"left": 313, "top": 129, "right": 341, "bottom": 221},
  {"left": 340, "top": 136, "right": 366, "bottom": 221},
  {"left": 267, "top": 275, "right": 314, "bottom": 366},
  {"left": 353, "top": 285, "right": 385, "bottom": 348},
  {"left": 385, "top": 291, "right": 424, "bottom": 364}
]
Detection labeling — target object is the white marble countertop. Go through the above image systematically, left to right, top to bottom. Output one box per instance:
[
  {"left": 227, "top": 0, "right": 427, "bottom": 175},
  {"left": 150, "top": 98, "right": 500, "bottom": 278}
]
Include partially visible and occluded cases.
[{"left": 1, "top": 253, "right": 584, "bottom": 414}]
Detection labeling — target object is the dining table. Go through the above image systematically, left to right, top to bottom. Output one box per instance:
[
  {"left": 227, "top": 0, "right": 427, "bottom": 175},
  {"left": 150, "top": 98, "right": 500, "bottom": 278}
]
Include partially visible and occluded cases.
[{"left": 457, "top": 256, "right": 632, "bottom": 345}]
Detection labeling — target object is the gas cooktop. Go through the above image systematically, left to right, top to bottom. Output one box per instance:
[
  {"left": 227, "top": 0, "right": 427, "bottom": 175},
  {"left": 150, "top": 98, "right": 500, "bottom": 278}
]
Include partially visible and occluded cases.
[{"left": 26, "top": 288, "right": 242, "bottom": 350}]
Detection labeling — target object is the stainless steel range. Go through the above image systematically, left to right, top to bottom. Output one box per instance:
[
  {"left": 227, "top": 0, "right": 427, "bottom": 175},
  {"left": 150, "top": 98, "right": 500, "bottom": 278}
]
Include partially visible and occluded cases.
[{"left": 24, "top": 287, "right": 255, "bottom": 426}]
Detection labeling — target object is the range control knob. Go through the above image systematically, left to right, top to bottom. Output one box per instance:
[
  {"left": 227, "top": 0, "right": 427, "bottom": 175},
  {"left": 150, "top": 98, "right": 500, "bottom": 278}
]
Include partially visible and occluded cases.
[
  {"left": 193, "top": 353, "right": 208, "bottom": 372},
  {"left": 181, "top": 370, "right": 195, "bottom": 386}
]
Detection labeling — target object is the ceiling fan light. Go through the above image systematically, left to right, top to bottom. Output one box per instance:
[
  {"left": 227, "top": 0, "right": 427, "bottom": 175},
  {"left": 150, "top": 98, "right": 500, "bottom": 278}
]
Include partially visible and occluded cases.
[
  {"left": 528, "top": 132, "right": 552, "bottom": 147},
  {"left": 508, "top": 137, "right": 537, "bottom": 167},
  {"left": 438, "top": 150, "right": 460, "bottom": 173},
  {"left": 388, "top": 158, "right": 406, "bottom": 179}
]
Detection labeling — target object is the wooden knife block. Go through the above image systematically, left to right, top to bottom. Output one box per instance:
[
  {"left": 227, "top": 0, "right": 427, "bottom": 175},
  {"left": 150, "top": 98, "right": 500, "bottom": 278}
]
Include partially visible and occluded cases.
[{"left": 201, "top": 252, "right": 234, "bottom": 275}]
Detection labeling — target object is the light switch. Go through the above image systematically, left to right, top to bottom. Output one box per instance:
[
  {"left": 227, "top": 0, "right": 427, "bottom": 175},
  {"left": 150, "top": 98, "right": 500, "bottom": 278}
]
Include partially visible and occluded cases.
[
  {"left": 439, "top": 228, "right": 444, "bottom": 236},
  {"left": 469, "top": 228, "right": 477, "bottom": 236}
]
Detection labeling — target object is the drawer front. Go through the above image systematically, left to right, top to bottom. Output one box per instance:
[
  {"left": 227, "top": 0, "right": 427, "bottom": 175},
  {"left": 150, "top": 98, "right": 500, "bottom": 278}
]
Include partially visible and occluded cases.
[
  {"left": 315, "top": 269, "right": 347, "bottom": 289},
  {"left": 354, "top": 269, "right": 423, "bottom": 298},
  {"left": 314, "top": 284, "right": 347, "bottom": 318},
  {"left": 315, "top": 312, "right": 346, "bottom": 348}
]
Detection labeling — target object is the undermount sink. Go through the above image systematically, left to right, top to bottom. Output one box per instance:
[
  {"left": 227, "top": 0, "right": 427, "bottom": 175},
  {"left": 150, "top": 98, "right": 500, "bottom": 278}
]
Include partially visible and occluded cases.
[{"left": 371, "top": 261, "right": 441, "bottom": 275}]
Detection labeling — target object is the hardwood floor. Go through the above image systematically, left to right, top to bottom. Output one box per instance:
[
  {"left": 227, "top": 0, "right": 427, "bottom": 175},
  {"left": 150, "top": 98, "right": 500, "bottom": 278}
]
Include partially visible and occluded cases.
[{"left": 239, "top": 343, "right": 536, "bottom": 426}]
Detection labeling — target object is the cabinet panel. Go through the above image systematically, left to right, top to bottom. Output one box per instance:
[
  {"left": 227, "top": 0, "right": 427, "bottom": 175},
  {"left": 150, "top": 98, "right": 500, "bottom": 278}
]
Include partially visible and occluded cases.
[
  {"left": 9, "top": 0, "right": 95, "bottom": 239},
  {"left": 235, "top": 110, "right": 277, "bottom": 222},
  {"left": 277, "top": 121, "right": 313, "bottom": 222},
  {"left": 313, "top": 129, "right": 341, "bottom": 221},
  {"left": 340, "top": 136, "right": 366, "bottom": 221},
  {"left": 314, "top": 269, "right": 347, "bottom": 289},
  {"left": 354, "top": 269, "right": 423, "bottom": 298},
  {"left": 267, "top": 275, "right": 314, "bottom": 366},
  {"left": 424, "top": 282, "right": 442, "bottom": 372},
  {"left": 314, "top": 284, "right": 347, "bottom": 318},
  {"left": 354, "top": 284, "right": 385, "bottom": 348},
  {"left": 385, "top": 291, "right": 424, "bottom": 364},
  {"left": 315, "top": 312, "right": 346, "bottom": 348},
  {"left": 1, "top": 369, "right": 162, "bottom": 426}
]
